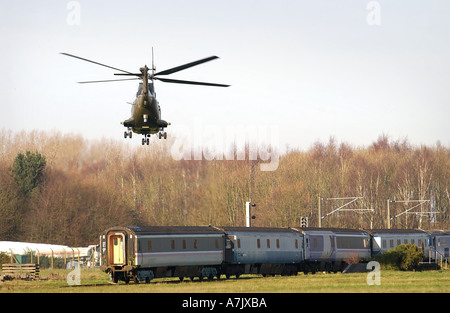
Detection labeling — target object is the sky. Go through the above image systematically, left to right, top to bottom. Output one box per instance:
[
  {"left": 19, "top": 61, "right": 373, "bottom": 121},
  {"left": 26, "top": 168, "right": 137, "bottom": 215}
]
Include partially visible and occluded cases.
[{"left": 1, "top": 0, "right": 449, "bottom": 153}]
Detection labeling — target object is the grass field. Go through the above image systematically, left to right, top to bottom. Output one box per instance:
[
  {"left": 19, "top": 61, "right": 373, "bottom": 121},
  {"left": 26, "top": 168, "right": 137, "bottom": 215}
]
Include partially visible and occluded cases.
[{"left": 1, "top": 268, "right": 449, "bottom": 293}]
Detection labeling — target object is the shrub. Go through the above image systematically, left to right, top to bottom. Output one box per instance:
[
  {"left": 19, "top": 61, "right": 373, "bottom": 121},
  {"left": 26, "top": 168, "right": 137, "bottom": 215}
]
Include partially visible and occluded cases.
[
  {"left": 374, "top": 244, "right": 425, "bottom": 271},
  {"left": 0, "top": 252, "right": 11, "bottom": 267}
]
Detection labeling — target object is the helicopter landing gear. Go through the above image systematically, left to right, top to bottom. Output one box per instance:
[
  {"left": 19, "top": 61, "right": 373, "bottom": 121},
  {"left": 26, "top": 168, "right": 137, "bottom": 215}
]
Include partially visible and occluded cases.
[
  {"left": 124, "top": 128, "right": 132, "bottom": 139},
  {"left": 158, "top": 128, "right": 167, "bottom": 140},
  {"left": 158, "top": 132, "right": 167, "bottom": 140},
  {"left": 142, "top": 134, "right": 150, "bottom": 145}
]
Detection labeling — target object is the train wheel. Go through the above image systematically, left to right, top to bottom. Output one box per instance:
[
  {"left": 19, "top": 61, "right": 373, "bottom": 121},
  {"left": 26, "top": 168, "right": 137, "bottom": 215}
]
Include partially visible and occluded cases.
[{"left": 303, "top": 264, "right": 310, "bottom": 275}]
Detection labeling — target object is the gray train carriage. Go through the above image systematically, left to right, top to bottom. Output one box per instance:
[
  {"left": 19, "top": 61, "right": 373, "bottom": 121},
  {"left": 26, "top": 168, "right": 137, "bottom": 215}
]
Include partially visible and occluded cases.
[
  {"left": 100, "top": 226, "right": 225, "bottom": 283},
  {"left": 220, "top": 227, "right": 304, "bottom": 277},
  {"left": 298, "top": 228, "right": 371, "bottom": 273},
  {"left": 369, "top": 229, "right": 430, "bottom": 257},
  {"left": 426, "top": 230, "right": 450, "bottom": 262}
]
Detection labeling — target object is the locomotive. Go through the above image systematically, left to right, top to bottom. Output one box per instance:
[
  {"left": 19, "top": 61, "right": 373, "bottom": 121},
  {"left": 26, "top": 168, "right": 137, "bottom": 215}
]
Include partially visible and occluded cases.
[{"left": 99, "top": 225, "right": 450, "bottom": 283}]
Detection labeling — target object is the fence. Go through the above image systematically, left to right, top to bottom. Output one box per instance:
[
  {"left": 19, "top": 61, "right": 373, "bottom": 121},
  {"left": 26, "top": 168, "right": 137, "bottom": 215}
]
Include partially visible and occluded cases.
[
  {"left": 0, "top": 247, "right": 99, "bottom": 270},
  {"left": 2, "top": 263, "right": 39, "bottom": 280}
]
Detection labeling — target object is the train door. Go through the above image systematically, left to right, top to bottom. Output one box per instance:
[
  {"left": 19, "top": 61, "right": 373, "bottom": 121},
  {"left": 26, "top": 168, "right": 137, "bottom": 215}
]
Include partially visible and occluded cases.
[
  {"left": 108, "top": 233, "right": 125, "bottom": 265},
  {"left": 225, "top": 235, "right": 235, "bottom": 263},
  {"left": 303, "top": 235, "right": 310, "bottom": 260},
  {"left": 309, "top": 235, "right": 324, "bottom": 260},
  {"left": 321, "top": 235, "right": 331, "bottom": 259},
  {"left": 329, "top": 235, "right": 336, "bottom": 260}
]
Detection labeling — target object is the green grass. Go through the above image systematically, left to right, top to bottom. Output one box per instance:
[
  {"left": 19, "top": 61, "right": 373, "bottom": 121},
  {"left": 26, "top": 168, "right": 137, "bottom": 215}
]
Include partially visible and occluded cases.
[{"left": 1, "top": 268, "right": 449, "bottom": 293}]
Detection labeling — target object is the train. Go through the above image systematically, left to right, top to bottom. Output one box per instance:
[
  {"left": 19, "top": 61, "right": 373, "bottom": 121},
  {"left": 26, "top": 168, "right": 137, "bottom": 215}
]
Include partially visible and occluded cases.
[{"left": 99, "top": 225, "right": 450, "bottom": 283}]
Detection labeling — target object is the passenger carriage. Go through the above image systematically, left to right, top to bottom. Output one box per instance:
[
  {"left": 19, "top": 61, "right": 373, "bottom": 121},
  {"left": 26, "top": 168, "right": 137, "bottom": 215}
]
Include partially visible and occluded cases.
[
  {"left": 100, "top": 226, "right": 225, "bottom": 283},
  {"left": 220, "top": 227, "right": 304, "bottom": 277},
  {"left": 297, "top": 228, "right": 371, "bottom": 273},
  {"left": 368, "top": 229, "right": 430, "bottom": 257},
  {"left": 426, "top": 230, "right": 450, "bottom": 262}
]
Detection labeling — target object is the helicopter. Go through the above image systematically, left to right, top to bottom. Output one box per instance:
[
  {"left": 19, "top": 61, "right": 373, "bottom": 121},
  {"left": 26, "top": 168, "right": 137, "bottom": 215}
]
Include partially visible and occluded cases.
[{"left": 61, "top": 51, "right": 229, "bottom": 145}]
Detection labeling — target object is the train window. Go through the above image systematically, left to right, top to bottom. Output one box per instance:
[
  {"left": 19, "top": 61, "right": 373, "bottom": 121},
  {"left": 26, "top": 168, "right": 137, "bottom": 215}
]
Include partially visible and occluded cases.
[
  {"left": 330, "top": 237, "right": 335, "bottom": 249},
  {"left": 313, "top": 238, "right": 317, "bottom": 248},
  {"left": 215, "top": 239, "right": 219, "bottom": 249},
  {"left": 237, "top": 239, "right": 241, "bottom": 249},
  {"left": 257, "top": 239, "right": 261, "bottom": 249},
  {"left": 267, "top": 239, "right": 270, "bottom": 249},
  {"left": 276, "top": 239, "right": 280, "bottom": 249},
  {"left": 295, "top": 239, "right": 298, "bottom": 249},
  {"left": 404, "top": 239, "right": 408, "bottom": 244},
  {"left": 411, "top": 239, "right": 415, "bottom": 245},
  {"left": 148, "top": 240, "right": 152, "bottom": 251},
  {"left": 171, "top": 240, "right": 175, "bottom": 250},
  {"left": 182, "top": 240, "right": 186, "bottom": 249},
  {"left": 194, "top": 240, "right": 198, "bottom": 249},
  {"left": 382, "top": 240, "right": 386, "bottom": 248},
  {"left": 390, "top": 240, "right": 394, "bottom": 248},
  {"left": 397, "top": 240, "right": 401, "bottom": 246}
]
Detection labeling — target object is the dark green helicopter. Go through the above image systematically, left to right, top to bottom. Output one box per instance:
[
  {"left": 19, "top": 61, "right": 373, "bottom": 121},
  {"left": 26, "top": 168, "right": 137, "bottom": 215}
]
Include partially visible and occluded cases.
[{"left": 61, "top": 51, "right": 229, "bottom": 145}]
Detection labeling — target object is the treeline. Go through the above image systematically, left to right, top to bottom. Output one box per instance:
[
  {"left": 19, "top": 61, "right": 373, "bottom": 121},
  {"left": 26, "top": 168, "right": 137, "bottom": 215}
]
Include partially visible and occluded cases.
[{"left": 0, "top": 129, "right": 448, "bottom": 246}]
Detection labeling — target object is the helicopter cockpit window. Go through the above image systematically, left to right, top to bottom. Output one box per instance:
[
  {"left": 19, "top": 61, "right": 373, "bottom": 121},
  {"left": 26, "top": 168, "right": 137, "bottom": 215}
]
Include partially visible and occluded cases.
[
  {"left": 136, "top": 82, "right": 143, "bottom": 97},
  {"left": 148, "top": 83, "right": 155, "bottom": 96}
]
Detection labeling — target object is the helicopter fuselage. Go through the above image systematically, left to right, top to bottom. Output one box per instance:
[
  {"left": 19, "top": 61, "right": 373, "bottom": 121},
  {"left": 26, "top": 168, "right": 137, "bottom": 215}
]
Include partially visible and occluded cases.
[
  {"left": 122, "top": 82, "right": 169, "bottom": 137},
  {"left": 129, "top": 93, "right": 160, "bottom": 134}
]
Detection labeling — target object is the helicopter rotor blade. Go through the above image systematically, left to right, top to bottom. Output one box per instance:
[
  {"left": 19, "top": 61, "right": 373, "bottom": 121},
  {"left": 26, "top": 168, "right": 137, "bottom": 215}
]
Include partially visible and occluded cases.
[
  {"left": 60, "top": 53, "right": 135, "bottom": 75},
  {"left": 154, "top": 56, "right": 219, "bottom": 77},
  {"left": 114, "top": 73, "right": 142, "bottom": 76},
  {"left": 154, "top": 77, "right": 230, "bottom": 87},
  {"left": 77, "top": 78, "right": 141, "bottom": 84}
]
